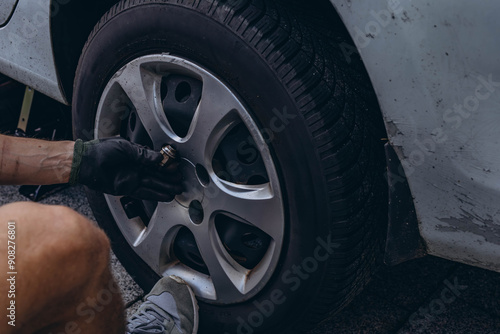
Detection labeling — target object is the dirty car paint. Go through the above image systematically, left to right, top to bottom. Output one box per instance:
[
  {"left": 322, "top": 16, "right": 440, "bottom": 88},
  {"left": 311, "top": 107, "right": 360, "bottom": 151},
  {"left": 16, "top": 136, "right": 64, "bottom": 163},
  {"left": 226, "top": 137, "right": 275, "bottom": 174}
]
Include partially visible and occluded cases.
[
  {"left": 0, "top": 0, "right": 65, "bottom": 103},
  {"left": 0, "top": 0, "right": 18, "bottom": 26},
  {"left": 330, "top": 0, "right": 500, "bottom": 272}
]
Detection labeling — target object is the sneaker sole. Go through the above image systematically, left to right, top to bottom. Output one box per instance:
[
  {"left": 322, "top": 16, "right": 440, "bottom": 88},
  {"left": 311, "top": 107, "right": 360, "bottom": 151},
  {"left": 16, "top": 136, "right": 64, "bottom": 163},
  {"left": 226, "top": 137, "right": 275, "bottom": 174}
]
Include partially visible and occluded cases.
[{"left": 169, "top": 275, "right": 199, "bottom": 334}]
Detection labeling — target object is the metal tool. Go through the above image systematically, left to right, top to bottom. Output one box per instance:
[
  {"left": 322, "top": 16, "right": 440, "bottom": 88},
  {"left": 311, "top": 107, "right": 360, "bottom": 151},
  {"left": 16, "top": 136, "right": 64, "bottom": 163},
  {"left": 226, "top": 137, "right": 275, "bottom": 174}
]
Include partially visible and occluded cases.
[{"left": 15, "top": 86, "right": 35, "bottom": 136}]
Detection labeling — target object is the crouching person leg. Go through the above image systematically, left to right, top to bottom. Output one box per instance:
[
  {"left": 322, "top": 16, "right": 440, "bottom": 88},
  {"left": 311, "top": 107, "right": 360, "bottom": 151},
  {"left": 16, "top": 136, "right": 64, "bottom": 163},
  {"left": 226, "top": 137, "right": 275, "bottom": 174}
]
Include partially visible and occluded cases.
[{"left": 0, "top": 202, "right": 125, "bottom": 334}]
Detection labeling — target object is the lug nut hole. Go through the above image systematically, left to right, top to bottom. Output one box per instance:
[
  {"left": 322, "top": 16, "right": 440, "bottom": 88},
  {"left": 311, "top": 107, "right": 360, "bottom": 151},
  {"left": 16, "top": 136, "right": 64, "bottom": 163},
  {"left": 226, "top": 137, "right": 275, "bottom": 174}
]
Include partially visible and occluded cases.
[{"left": 189, "top": 200, "right": 204, "bottom": 225}]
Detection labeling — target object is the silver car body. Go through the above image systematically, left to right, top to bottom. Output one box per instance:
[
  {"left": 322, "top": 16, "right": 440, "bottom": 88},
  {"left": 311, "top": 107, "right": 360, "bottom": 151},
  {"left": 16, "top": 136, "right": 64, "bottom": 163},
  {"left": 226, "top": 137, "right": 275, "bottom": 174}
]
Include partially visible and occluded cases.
[
  {"left": 0, "top": 0, "right": 499, "bottom": 272},
  {"left": 0, "top": 0, "right": 18, "bottom": 25},
  {"left": 0, "top": 0, "right": 65, "bottom": 102}
]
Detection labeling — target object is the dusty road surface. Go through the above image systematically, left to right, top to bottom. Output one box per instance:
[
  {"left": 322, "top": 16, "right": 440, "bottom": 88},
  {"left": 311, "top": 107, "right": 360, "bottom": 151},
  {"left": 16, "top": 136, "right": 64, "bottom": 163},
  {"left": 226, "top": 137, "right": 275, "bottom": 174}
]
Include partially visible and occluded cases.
[{"left": 1, "top": 184, "right": 498, "bottom": 334}]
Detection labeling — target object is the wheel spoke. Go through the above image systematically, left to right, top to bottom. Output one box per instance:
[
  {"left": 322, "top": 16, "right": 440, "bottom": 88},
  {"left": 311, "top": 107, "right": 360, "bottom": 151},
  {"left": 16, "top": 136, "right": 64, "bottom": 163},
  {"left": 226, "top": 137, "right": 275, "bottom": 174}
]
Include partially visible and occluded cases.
[
  {"left": 111, "top": 62, "right": 171, "bottom": 148},
  {"left": 179, "top": 75, "right": 242, "bottom": 164},
  {"left": 206, "top": 180, "right": 284, "bottom": 241},
  {"left": 132, "top": 202, "right": 186, "bottom": 272},
  {"left": 192, "top": 225, "right": 246, "bottom": 301}
]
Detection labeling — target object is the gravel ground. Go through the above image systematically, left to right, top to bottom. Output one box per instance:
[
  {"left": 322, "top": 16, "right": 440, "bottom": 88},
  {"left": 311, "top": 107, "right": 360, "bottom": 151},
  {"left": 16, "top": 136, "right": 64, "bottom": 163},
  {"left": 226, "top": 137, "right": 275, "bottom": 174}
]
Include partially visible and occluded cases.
[{"left": 2, "top": 184, "right": 499, "bottom": 334}]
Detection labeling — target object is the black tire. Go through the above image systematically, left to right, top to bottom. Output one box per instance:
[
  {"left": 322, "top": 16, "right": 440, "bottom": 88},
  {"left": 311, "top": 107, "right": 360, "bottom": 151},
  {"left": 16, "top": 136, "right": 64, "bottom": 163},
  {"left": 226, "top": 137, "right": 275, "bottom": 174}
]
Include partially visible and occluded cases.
[{"left": 72, "top": 1, "right": 387, "bottom": 333}]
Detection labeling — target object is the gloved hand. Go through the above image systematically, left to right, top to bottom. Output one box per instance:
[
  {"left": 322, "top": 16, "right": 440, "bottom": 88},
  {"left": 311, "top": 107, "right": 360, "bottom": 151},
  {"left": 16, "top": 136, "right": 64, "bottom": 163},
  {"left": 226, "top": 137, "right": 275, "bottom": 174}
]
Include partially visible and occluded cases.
[{"left": 69, "top": 138, "right": 183, "bottom": 202}]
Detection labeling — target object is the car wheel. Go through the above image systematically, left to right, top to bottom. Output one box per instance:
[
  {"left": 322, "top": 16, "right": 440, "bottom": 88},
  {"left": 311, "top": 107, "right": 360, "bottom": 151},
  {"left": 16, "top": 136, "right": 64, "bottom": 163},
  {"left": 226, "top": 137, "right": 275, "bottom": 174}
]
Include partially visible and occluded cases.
[{"left": 72, "top": 1, "right": 387, "bottom": 333}]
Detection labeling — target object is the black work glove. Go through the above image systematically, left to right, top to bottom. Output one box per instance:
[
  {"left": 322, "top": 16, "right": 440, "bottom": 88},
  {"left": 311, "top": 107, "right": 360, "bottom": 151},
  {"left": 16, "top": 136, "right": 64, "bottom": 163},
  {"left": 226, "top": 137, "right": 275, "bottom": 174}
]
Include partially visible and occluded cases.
[{"left": 69, "top": 138, "right": 183, "bottom": 202}]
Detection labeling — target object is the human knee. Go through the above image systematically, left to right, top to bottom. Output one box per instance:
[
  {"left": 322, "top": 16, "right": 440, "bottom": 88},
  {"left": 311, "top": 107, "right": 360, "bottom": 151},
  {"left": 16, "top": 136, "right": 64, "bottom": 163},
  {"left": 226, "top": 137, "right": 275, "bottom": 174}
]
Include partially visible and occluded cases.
[
  {"left": 0, "top": 202, "right": 111, "bottom": 275},
  {"left": 44, "top": 205, "right": 111, "bottom": 270}
]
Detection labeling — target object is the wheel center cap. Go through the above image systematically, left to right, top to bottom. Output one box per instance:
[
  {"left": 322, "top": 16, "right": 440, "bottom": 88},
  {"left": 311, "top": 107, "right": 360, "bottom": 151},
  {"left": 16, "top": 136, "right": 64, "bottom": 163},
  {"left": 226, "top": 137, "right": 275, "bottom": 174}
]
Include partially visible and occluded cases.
[{"left": 175, "top": 158, "right": 205, "bottom": 208}]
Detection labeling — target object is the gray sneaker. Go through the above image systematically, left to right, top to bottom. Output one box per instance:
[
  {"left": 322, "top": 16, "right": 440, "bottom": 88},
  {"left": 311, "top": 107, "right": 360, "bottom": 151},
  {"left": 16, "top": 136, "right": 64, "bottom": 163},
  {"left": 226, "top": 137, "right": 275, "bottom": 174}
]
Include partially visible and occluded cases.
[{"left": 126, "top": 275, "right": 199, "bottom": 334}]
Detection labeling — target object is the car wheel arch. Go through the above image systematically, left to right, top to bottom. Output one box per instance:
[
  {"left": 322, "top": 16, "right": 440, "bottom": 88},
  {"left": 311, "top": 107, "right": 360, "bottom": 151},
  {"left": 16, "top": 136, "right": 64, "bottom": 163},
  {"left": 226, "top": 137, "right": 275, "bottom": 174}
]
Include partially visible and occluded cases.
[{"left": 50, "top": 0, "right": 120, "bottom": 104}]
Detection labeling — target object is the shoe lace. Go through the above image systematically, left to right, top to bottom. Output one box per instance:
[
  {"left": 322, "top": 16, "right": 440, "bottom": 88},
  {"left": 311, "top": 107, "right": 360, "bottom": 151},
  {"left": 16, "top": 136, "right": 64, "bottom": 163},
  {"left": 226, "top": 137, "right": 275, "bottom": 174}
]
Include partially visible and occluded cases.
[{"left": 127, "top": 305, "right": 171, "bottom": 334}]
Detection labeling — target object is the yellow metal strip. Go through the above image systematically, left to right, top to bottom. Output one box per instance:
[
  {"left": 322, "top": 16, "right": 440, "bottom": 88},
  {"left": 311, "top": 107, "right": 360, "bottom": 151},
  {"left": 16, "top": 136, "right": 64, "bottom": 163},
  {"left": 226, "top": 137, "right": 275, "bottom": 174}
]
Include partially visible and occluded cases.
[{"left": 17, "top": 86, "right": 35, "bottom": 132}]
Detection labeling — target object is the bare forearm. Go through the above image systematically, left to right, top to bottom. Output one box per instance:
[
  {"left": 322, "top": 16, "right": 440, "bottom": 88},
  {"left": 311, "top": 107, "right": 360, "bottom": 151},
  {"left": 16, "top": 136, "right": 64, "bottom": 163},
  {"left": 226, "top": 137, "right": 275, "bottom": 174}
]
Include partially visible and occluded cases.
[{"left": 0, "top": 134, "right": 74, "bottom": 185}]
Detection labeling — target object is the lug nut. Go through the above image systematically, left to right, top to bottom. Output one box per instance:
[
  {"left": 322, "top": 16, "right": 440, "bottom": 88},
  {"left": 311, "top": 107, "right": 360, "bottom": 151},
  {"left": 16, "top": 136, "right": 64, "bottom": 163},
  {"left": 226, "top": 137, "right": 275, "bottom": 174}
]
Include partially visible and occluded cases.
[{"left": 159, "top": 145, "right": 178, "bottom": 167}]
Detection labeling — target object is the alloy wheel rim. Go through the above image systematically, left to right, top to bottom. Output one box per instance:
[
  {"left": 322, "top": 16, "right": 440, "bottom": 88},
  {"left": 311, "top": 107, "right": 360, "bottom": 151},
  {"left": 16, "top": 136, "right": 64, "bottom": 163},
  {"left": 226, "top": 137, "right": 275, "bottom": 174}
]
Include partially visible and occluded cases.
[{"left": 94, "top": 54, "right": 285, "bottom": 304}]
